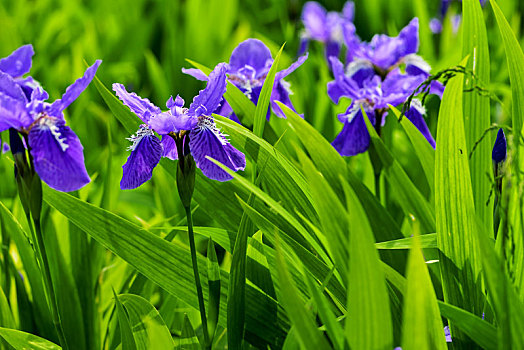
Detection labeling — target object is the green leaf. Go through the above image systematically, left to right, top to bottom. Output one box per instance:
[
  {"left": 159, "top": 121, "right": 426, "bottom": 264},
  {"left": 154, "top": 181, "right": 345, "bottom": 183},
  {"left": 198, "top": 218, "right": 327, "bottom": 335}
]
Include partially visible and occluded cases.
[
  {"left": 462, "top": 0, "right": 493, "bottom": 231},
  {"left": 490, "top": 0, "right": 524, "bottom": 301},
  {"left": 253, "top": 43, "right": 283, "bottom": 137},
  {"left": 435, "top": 56, "right": 483, "bottom": 332},
  {"left": 390, "top": 105, "right": 435, "bottom": 194},
  {"left": 363, "top": 109, "right": 435, "bottom": 233},
  {"left": 344, "top": 181, "right": 393, "bottom": 349},
  {"left": 42, "top": 187, "right": 289, "bottom": 348},
  {"left": 0, "top": 202, "right": 55, "bottom": 337},
  {"left": 246, "top": 231, "right": 276, "bottom": 299},
  {"left": 375, "top": 233, "right": 437, "bottom": 250},
  {"left": 401, "top": 233, "right": 447, "bottom": 350},
  {"left": 274, "top": 238, "right": 331, "bottom": 349},
  {"left": 383, "top": 262, "right": 498, "bottom": 350},
  {"left": 303, "top": 274, "right": 345, "bottom": 350},
  {"left": 0, "top": 286, "right": 15, "bottom": 328},
  {"left": 113, "top": 290, "right": 137, "bottom": 350},
  {"left": 119, "top": 294, "right": 175, "bottom": 349},
  {"left": 177, "top": 315, "right": 199, "bottom": 350},
  {"left": 0, "top": 328, "right": 61, "bottom": 350}
]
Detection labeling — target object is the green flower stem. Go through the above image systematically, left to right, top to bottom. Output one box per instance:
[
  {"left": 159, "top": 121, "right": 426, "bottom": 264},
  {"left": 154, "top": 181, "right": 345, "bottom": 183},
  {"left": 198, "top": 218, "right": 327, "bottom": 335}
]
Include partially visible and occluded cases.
[
  {"left": 185, "top": 205, "right": 211, "bottom": 349},
  {"left": 32, "top": 216, "right": 68, "bottom": 349}
]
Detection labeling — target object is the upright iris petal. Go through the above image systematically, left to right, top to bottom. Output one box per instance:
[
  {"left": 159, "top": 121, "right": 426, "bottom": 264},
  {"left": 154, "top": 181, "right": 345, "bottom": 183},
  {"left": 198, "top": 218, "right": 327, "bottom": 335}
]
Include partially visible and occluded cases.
[{"left": 0, "top": 44, "right": 34, "bottom": 78}]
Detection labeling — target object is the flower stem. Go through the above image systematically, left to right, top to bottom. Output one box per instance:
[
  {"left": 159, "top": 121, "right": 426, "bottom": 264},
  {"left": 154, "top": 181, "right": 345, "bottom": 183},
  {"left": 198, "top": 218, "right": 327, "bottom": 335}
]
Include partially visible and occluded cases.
[
  {"left": 185, "top": 205, "right": 211, "bottom": 349},
  {"left": 32, "top": 218, "right": 68, "bottom": 349}
]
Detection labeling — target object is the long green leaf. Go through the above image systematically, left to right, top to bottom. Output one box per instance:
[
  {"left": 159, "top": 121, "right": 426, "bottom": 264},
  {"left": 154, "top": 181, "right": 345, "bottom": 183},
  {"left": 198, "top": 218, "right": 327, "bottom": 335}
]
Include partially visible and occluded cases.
[
  {"left": 463, "top": 0, "right": 493, "bottom": 231},
  {"left": 435, "top": 56, "right": 483, "bottom": 337},
  {"left": 364, "top": 110, "right": 436, "bottom": 233},
  {"left": 344, "top": 182, "right": 393, "bottom": 349},
  {"left": 42, "top": 187, "right": 289, "bottom": 348},
  {"left": 401, "top": 234, "right": 447, "bottom": 350},
  {"left": 274, "top": 238, "right": 330, "bottom": 349},
  {"left": 113, "top": 290, "right": 137, "bottom": 350},
  {"left": 119, "top": 294, "right": 175, "bottom": 349},
  {"left": 0, "top": 328, "right": 61, "bottom": 350}
]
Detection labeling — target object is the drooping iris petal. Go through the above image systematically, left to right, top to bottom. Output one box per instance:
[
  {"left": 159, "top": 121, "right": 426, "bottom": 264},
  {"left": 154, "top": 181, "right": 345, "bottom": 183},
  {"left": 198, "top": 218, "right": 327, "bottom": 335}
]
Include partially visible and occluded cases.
[
  {"left": 228, "top": 39, "right": 272, "bottom": 74},
  {"left": 0, "top": 44, "right": 34, "bottom": 78},
  {"left": 47, "top": 60, "right": 101, "bottom": 116},
  {"left": 188, "top": 63, "right": 228, "bottom": 117},
  {"left": 181, "top": 68, "right": 209, "bottom": 82},
  {"left": 113, "top": 83, "right": 162, "bottom": 123},
  {"left": 0, "top": 92, "right": 32, "bottom": 132},
  {"left": 405, "top": 100, "right": 436, "bottom": 148},
  {"left": 332, "top": 104, "right": 372, "bottom": 156},
  {"left": 28, "top": 118, "right": 90, "bottom": 192},
  {"left": 189, "top": 118, "right": 245, "bottom": 181},
  {"left": 120, "top": 127, "right": 163, "bottom": 190},
  {"left": 492, "top": 129, "right": 507, "bottom": 163},
  {"left": 161, "top": 135, "right": 178, "bottom": 160}
]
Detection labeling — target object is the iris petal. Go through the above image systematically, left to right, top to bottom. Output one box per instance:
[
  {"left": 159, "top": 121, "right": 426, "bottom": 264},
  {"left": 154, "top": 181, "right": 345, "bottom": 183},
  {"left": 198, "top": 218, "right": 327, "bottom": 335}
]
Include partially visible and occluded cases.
[
  {"left": 0, "top": 44, "right": 34, "bottom": 78},
  {"left": 47, "top": 60, "right": 101, "bottom": 116},
  {"left": 188, "top": 63, "right": 228, "bottom": 116},
  {"left": 113, "top": 83, "right": 162, "bottom": 123},
  {"left": 405, "top": 100, "right": 436, "bottom": 149},
  {"left": 332, "top": 107, "right": 371, "bottom": 156},
  {"left": 28, "top": 119, "right": 90, "bottom": 192},
  {"left": 120, "top": 132, "right": 163, "bottom": 190}
]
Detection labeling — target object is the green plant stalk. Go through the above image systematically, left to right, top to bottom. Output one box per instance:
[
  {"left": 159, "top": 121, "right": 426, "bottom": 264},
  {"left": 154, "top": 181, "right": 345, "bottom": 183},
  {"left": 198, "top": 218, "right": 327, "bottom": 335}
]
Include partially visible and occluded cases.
[
  {"left": 185, "top": 205, "right": 211, "bottom": 349},
  {"left": 32, "top": 218, "right": 69, "bottom": 350}
]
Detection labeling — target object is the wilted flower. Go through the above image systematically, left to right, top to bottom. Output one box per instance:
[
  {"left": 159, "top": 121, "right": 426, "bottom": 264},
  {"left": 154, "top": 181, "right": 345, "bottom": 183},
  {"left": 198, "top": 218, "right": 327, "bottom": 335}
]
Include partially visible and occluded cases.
[
  {"left": 298, "top": 1, "right": 355, "bottom": 60},
  {"left": 183, "top": 39, "right": 307, "bottom": 121},
  {"left": 0, "top": 44, "right": 101, "bottom": 192},
  {"left": 114, "top": 63, "right": 245, "bottom": 189}
]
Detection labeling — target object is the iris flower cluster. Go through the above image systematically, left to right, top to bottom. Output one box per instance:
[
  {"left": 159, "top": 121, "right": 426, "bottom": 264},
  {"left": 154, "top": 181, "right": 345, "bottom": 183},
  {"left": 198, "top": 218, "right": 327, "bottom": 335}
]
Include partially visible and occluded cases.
[
  {"left": 327, "top": 17, "right": 442, "bottom": 156},
  {"left": 0, "top": 45, "right": 101, "bottom": 192}
]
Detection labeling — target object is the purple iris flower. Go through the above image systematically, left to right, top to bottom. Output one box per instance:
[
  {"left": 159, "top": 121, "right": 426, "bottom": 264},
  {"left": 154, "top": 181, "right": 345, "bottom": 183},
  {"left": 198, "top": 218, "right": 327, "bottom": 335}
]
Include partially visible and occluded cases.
[
  {"left": 299, "top": 1, "right": 355, "bottom": 60},
  {"left": 328, "top": 18, "right": 441, "bottom": 156},
  {"left": 183, "top": 39, "right": 307, "bottom": 121},
  {"left": 0, "top": 45, "right": 101, "bottom": 192},
  {"left": 328, "top": 58, "right": 435, "bottom": 156},
  {"left": 113, "top": 63, "right": 246, "bottom": 189}
]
